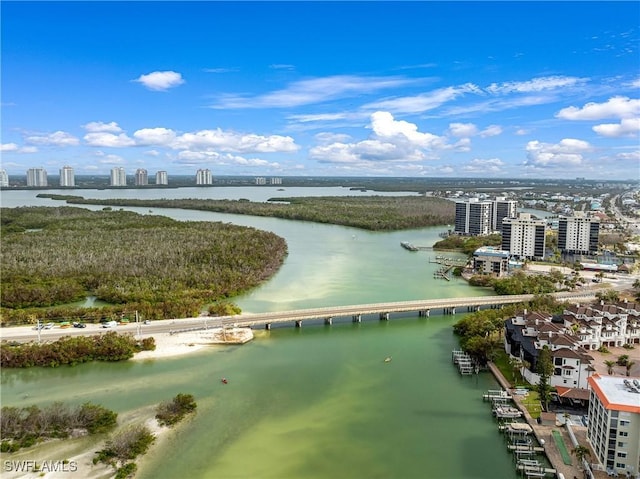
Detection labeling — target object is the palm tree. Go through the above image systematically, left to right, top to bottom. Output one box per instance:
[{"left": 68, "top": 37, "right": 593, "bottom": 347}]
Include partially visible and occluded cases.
[
  {"left": 604, "top": 360, "right": 616, "bottom": 375},
  {"left": 626, "top": 361, "right": 635, "bottom": 377},
  {"left": 572, "top": 445, "right": 591, "bottom": 467}
]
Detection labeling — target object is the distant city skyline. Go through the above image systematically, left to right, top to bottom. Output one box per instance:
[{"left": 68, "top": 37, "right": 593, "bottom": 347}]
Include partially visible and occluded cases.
[{"left": 1, "top": 2, "right": 639, "bottom": 179}]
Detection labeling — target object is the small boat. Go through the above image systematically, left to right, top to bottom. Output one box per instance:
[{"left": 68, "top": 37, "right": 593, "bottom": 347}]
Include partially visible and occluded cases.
[
  {"left": 384, "top": 357, "right": 392, "bottom": 363},
  {"left": 221, "top": 378, "right": 228, "bottom": 384}
]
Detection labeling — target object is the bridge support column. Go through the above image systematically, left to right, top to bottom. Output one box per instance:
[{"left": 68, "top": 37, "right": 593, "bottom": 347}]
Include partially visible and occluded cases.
[
  {"left": 475, "top": 305, "right": 480, "bottom": 312},
  {"left": 451, "top": 307, "right": 456, "bottom": 315},
  {"left": 419, "top": 309, "right": 430, "bottom": 317},
  {"left": 379, "top": 312, "right": 389, "bottom": 321},
  {"left": 352, "top": 315, "right": 361, "bottom": 323},
  {"left": 324, "top": 317, "right": 333, "bottom": 325},
  {"left": 295, "top": 320, "right": 302, "bottom": 328},
  {"left": 265, "top": 323, "right": 271, "bottom": 330}
]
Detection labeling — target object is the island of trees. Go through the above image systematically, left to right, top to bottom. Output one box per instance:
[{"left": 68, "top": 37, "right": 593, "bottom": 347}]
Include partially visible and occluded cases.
[{"left": 0, "top": 206, "right": 288, "bottom": 326}]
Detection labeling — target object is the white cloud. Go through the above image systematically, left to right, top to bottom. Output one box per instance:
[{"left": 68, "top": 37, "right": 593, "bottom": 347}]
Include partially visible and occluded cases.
[
  {"left": 133, "top": 71, "right": 185, "bottom": 91},
  {"left": 212, "top": 75, "right": 415, "bottom": 109},
  {"left": 487, "top": 75, "right": 586, "bottom": 94},
  {"left": 364, "top": 83, "right": 480, "bottom": 114},
  {"left": 556, "top": 96, "right": 640, "bottom": 120},
  {"left": 309, "top": 111, "right": 449, "bottom": 166},
  {"left": 592, "top": 117, "right": 640, "bottom": 138},
  {"left": 83, "top": 121, "right": 124, "bottom": 133},
  {"left": 448, "top": 123, "right": 478, "bottom": 138},
  {"left": 480, "top": 125, "right": 503, "bottom": 137},
  {"left": 133, "top": 128, "right": 177, "bottom": 146},
  {"left": 172, "top": 129, "right": 298, "bottom": 153},
  {"left": 25, "top": 131, "right": 79, "bottom": 147},
  {"left": 84, "top": 132, "right": 136, "bottom": 147},
  {"left": 314, "top": 132, "right": 352, "bottom": 144},
  {"left": 525, "top": 138, "right": 592, "bottom": 167},
  {"left": 1, "top": 143, "right": 19, "bottom": 151},
  {"left": 175, "top": 150, "right": 280, "bottom": 168},
  {"left": 616, "top": 150, "right": 640, "bottom": 161},
  {"left": 462, "top": 158, "right": 505, "bottom": 173}
]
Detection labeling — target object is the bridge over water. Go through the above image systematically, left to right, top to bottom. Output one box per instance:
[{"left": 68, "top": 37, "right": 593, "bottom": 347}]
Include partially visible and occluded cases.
[{"left": 206, "top": 291, "right": 598, "bottom": 331}]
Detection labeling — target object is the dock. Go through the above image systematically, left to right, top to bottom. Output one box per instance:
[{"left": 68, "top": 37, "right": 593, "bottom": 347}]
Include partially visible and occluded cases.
[{"left": 451, "top": 349, "right": 477, "bottom": 375}]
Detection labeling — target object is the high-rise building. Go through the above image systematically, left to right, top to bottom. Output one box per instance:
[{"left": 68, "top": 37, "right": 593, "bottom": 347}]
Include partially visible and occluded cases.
[
  {"left": 59, "top": 165, "right": 75, "bottom": 187},
  {"left": 26, "top": 167, "right": 48, "bottom": 187},
  {"left": 110, "top": 167, "right": 127, "bottom": 186},
  {"left": 134, "top": 168, "right": 148, "bottom": 186},
  {"left": 196, "top": 168, "right": 213, "bottom": 185},
  {"left": 0, "top": 169, "right": 8, "bottom": 187},
  {"left": 155, "top": 171, "right": 168, "bottom": 185},
  {"left": 255, "top": 177, "right": 267, "bottom": 185},
  {"left": 269, "top": 177, "right": 282, "bottom": 185},
  {"left": 491, "top": 197, "right": 517, "bottom": 233},
  {"left": 454, "top": 199, "right": 492, "bottom": 236},
  {"left": 501, "top": 213, "right": 546, "bottom": 260},
  {"left": 558, "top": 213, "right": 600, "bottom": 255},
  {"left": 587, "top": 374, "right": 640, "bottom": 476}
]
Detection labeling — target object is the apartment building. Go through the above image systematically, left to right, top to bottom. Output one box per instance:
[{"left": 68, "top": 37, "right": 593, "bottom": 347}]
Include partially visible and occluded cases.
[
  {"left": 59, "top": 165, "right": 75, "bottom": 187},
  {"left": 26, "top": 167, "right": 48, "bottom": 187},
  {"left": 110, "top": 167, "right": 127, "bottom": 186},
  {"left": 135, "top": 168, "right": 148, "bottom": 186},
  {"left": 196, "top": 168, "right": 213, "bottom": 185},
  {"left": 0, "top": 169, "right": 9, "bottom": 187},
  {"left": 155, "top": 171, "right": 168, "bottom": 185},
  {"left": 491, "top": 197, "right": 517, "bottom": 233},
  {"left": 454, "top": 198, "right": 492, "bottom": 236},
  {"left": 501, "top": 212, "right": 546, "bottom": 260},
  {"left": 558, "top": 213, "right": 600, "bottom": 255},
  {"left": 472, "top": 246, "right": 510, "bottom": 276},
  {"left": 563, "top": 300, "right": 640, "bottom": 349},
  {"left": 504, "top": 310, "right": 595, "bottom": 390},
  {"left": 587, "top": 374, "right": 640, "bottom": 477}
]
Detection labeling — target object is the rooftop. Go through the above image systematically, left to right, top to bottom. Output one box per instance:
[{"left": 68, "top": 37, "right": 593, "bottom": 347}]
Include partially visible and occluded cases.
[{"left": 588, "top": 374, "right": 640, "bottom": 413}]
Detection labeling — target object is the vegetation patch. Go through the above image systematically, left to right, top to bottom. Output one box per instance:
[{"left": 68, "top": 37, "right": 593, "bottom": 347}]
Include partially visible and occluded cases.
[
  {"left": 57, "top": 195, "right": 456, "bottom": 231},
  {"left": 0, "top": 207, "right": 287, "bottom": 325},
  {"left": 0, "top": 331, "right": 156, "bottom": 368},
  {"left": 155, "top": 393, "right": 197, "bottom": 426}
]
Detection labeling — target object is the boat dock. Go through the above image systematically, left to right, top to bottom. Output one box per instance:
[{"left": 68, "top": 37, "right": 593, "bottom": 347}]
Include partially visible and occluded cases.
[{"left": 451, "top": 349, "right": 477, "bottom": 375}]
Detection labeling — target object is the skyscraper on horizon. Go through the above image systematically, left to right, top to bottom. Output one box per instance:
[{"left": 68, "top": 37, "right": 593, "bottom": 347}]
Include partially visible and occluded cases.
[
  {"left": 59, "top": 165, "right": 75, "bottom": 187},
  {"left": 26, "top": 167, "right": 48, "bottom": 187},
  {"left": 110, "top": 167, "right": 127, "bottom": 186},
  {"left": 135, "top": 168, "right": 148, "bottom": 186},
  {"left": 196, "top": 168, "right": 213, "bottom": 185},
  {"left": 0, "top": 169, "right": 8, "bottom": 187},
  {"left": 155, "top": 170, "right": 168, "bottom": 185}
]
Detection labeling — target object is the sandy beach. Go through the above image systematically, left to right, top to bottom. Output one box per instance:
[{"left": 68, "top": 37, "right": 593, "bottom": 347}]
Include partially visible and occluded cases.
[{"left": 131, "top": 327, "right": 254, "bottom": 361}]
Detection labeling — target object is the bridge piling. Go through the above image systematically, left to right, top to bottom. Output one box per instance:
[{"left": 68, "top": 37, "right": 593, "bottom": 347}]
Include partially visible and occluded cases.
[
  {"left": 379, "top": 312, "right": 389, "bottom": 321},
  {"left": 352, "top": 314, "right": 361, "bottom": 323},
  {"left": 324, "top": 317, "right": 333, "bottom": 325},
  {"left": 295, "top": 320, "right": 302, "bottom": 328},
  {"left": 265, "top": 323, "right": 271, "bottom": 330}
]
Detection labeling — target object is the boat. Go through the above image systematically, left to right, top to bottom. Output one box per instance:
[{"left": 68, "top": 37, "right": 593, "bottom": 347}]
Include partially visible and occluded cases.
[
  {"left": 384, "top": 356, "right": 392, "bottom": 363},
  {"left": 221, "top": 378, "right": 228, "bottom": 384},
  {"left": 493, "top": 405, "right": 523, "bottom": 419}
]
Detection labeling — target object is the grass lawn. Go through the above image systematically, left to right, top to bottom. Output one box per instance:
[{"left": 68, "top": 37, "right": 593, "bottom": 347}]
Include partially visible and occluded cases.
[{"left": 519, "top": 391, "right": 543, "bottom": 419}]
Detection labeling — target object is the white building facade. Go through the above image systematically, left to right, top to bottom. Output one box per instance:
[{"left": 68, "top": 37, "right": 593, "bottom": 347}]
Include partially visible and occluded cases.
[
  {"left": 59, "top": 165, "right": 75, "bottom": 187},
  {"left": 26, "top": 167, "right": 48, "bottom": 187},
  {"left": 110, "top": 167, "right": 127, "bottom": 186},
  {"left": 134, "top": 168, "right": 148, "bottom": 186},
  {"left": 0, "top": 169, "right": 9, "bottom": 187},
  {"left": 196, "top": 169, "right": 213, "bottom": 185},
  {"left": 155, "top": 171, "right": 168, "bottom": 185},
  {"left": 454, "top": 198, "right": 492, "bottom": 236},
  {"left": 501, "top": 213, "right": 546, "bottom": 260},
  {"left": 558, "top": 213, "right": 600, "bottom": 255},
  {"left": 587, "top": 374, "right": 640, "bottom": 477}
]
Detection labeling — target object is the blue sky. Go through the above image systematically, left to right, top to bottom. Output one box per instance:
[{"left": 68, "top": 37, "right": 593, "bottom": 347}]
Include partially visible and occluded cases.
[{"left": 1, "top": 1, "right": 639, "bottom": 180}]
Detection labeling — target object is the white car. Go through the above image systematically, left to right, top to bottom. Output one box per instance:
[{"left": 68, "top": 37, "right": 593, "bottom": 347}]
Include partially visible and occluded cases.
[{"left": 43, "top": 322, "right": 54, "bottom": 329}]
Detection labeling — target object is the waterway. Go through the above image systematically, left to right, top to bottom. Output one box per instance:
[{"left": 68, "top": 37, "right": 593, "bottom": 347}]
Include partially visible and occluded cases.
[{"left": 1, "top": 188, "right": 518, "bottom": 479}]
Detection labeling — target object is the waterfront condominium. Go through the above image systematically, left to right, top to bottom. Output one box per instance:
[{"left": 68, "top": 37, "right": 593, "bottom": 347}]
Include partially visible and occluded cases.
[
  {"left": 59, "top": 165, "right": 75, "bottom": 187},
  {"left": 26, "top": 167, "right": 48, "bottom": 187},
  {"left": 110, "top": 167, "right": 127, "bottom": 186},
  {"left": 135, "top": 168, "right": 148, "bottom": 186},
  {"left": 196, "top": 168, "right": 213, "bottom": 185},
  {"left": 0, "top": 169, "right": 8, "bottom": 187},
  {"left": 155, "top": 170, "right": 168, "bottom": 185},
  {"left": 490, "top": 197, "right": 517, "bottom": 233},
  {"left": 454, "top": 198, "right": 492, "bottom": 236},
  {"left": 501, "top": 212, "right": 546, "bottom": 260},
  {"left": 558, "top": 212, "right": 600, "bottom": 255},
  {"left": 587, "top": 374, "right": 640, "bottom": 477}
]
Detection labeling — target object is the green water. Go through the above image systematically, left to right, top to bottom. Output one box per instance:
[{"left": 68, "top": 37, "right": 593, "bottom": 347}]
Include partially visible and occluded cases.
[
  {"left": 0, "top": 189, "right": 517, "bottom": 478},
  {"left": 2, "top": 317, "right": 515, "bottom": 479}
]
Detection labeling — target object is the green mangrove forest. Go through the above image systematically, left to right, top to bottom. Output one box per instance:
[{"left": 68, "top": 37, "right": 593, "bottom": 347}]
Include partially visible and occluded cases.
[
  {"left": 45, "top": 194, "right": 456, "bottom": 231},
  {"left": 0, "top": 206, "right": 288, "bottom": 326}
]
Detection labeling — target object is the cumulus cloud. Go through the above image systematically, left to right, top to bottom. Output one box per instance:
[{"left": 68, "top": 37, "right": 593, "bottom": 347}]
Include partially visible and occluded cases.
[
  {"left": 133, "top": 71, "right": 185, "bottom": 91},
  {"left": 556, "top": 96, "right": 640, "bottom": 120},
  {"left": 309, "top": 111, "right": 449, "bottom": 166},
  {"left": 592, "top": 117, "right": 640, "bottom": 138},
  {"left": 83, "top": 121, "right": 124, "bottom": 133},
  {"left": 448, "top": 123, "right": 478, "bottom": 138},
  {"left": 480, "top": 125, "right": 503, "bottom": 137},
  {"left": 133, "top": 128, "right": 177, "bottom": 146},
  {"left": 172, "top": 129, "right": 298, "bottom": 153},
  {"left": 25, "top": 131, "right": 79, "bottom": 147},
  {"left": 84, "top": 132, "right": 135, "bottom": 147},
  {"left": 525, "top": 138, "right": 592, "bottom": 167},
  {"left": 1, "top": 143, "right": 19, "bottom": 151},
  {"left": 175, "top": 150, "right": 280, "bottom": 169},
  {"left": 616, "top": 150, "right": 640, "bottom": 161},
  {"left": 462, "top": 158, "right": 505, "bottom": 173}
]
